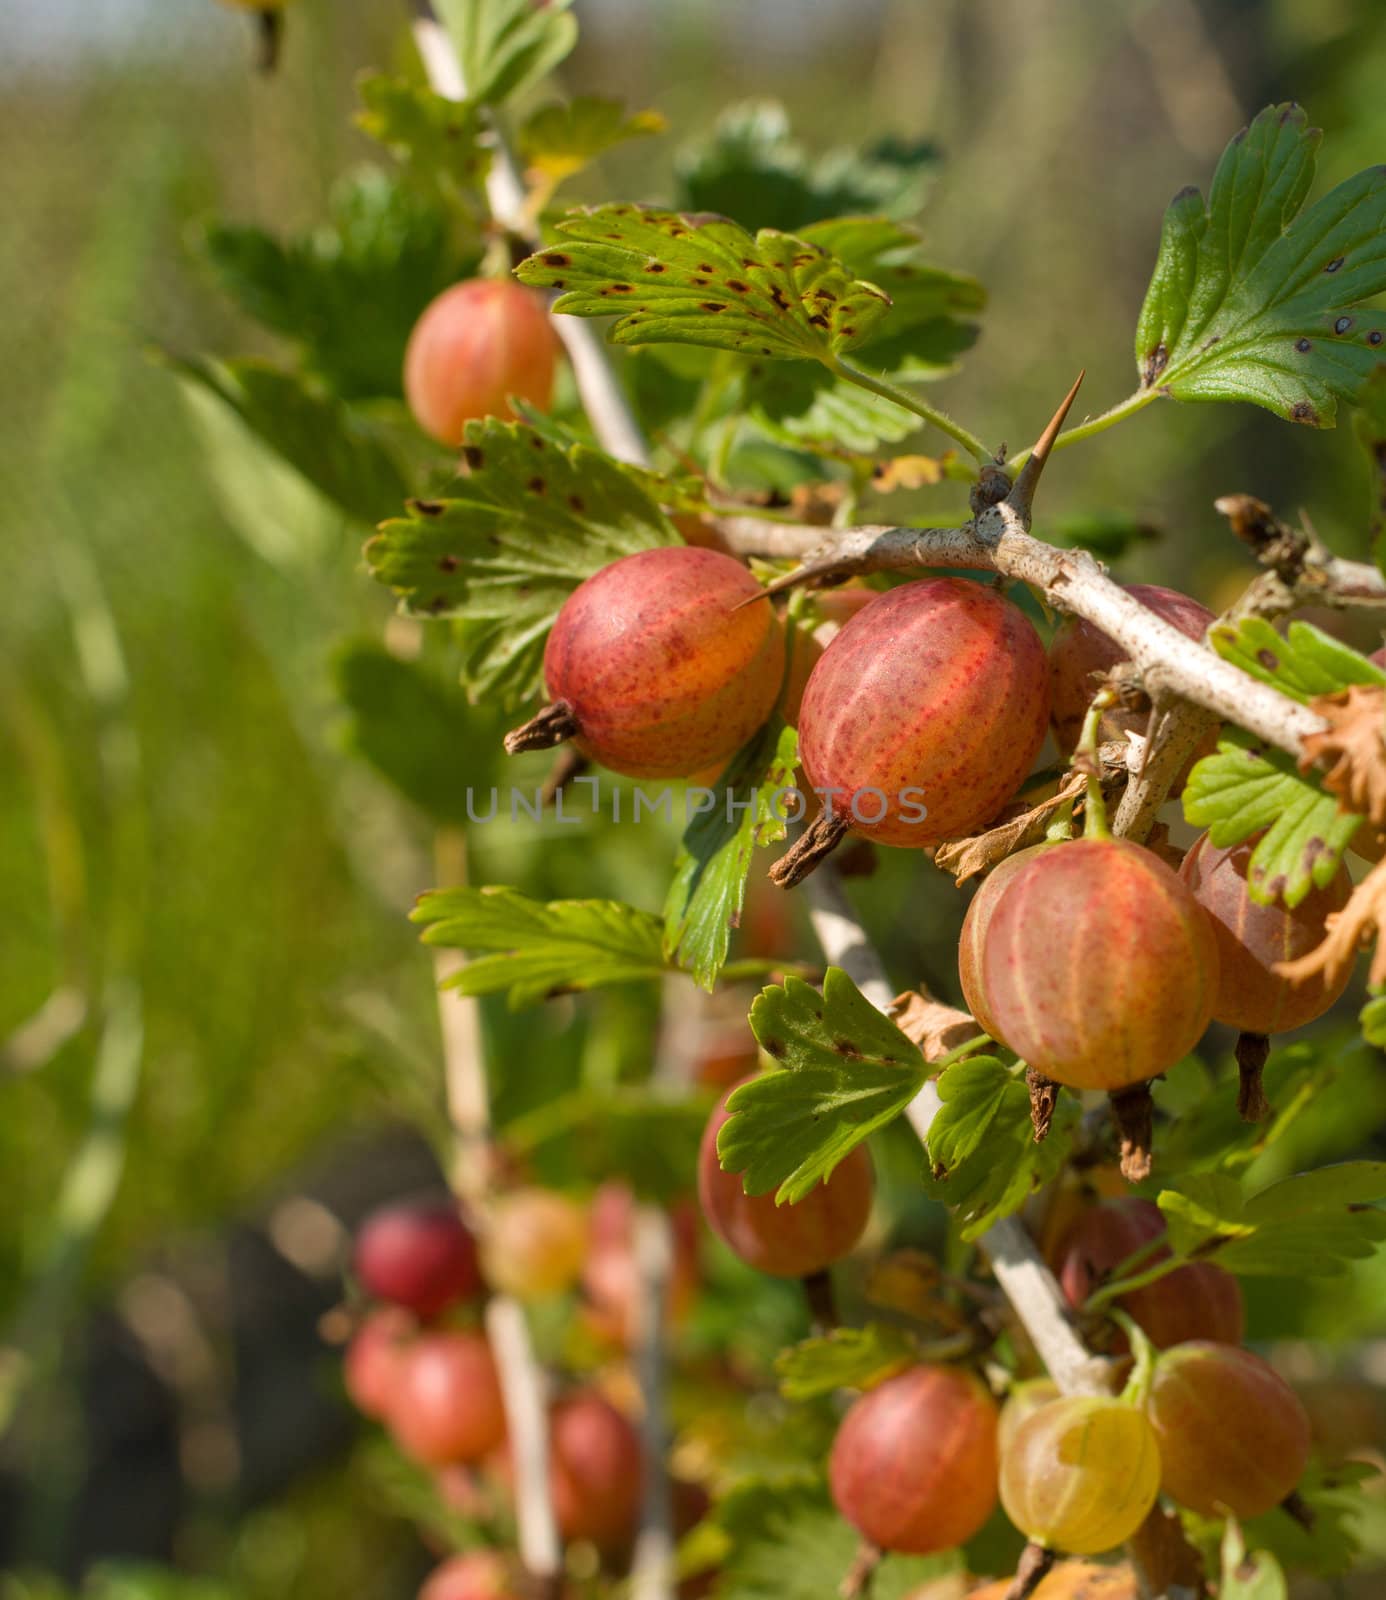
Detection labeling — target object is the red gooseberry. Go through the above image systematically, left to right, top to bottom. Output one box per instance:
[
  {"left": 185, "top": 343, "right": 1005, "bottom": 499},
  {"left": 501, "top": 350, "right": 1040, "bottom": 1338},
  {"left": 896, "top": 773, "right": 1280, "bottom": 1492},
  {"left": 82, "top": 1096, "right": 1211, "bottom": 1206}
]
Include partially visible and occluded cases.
[
  {"left": 404, "top": 278, "right": 558, "bottom": 445},
  {"left": 508, "top": 547, "right": 785, "bottom": 780},
  {"left": 980, "top": 837, "right": 1219, "bottom": 1091},
  {"left": 957, "top": 842, "right": 1058, "bottom": 1039},
  {"left": 354, "top": 1200, "right": 482, "bottom": 1319},
  {"left": 343, "top": 1305, "right": 414, "bottom": 1419},
  {"left": 388, "top": 1330, "right": 507, "bottom": 1466},
  {"left": 828, "top": 1364, "right": 999, "bottom": 1555},
  {"left": 548, "top": 1390, "right": 644, "bottom": 1548},
  {"left": 418, "top": 1551, "right": 524, "bottom": 1600}
]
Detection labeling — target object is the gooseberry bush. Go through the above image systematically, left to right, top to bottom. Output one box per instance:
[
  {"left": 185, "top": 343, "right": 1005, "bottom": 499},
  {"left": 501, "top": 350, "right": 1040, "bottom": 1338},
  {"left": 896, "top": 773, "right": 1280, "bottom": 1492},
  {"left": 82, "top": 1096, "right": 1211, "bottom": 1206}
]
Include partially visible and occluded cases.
[{"left": 182, "top": 3, "right": 1386, "bottom": 1595}]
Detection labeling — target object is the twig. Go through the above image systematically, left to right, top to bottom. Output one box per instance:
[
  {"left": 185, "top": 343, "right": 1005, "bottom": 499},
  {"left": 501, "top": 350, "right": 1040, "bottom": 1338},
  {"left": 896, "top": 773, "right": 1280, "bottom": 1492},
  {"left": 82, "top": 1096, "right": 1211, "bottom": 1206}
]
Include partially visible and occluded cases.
[
  {"left": 410, "top": 3, "right": 650, "bottom": 468},
  {"left": 1110, "top": 696, "right": 1216, "bottom": 843},
  {"left": 801, "top": 865, "right": 1107, "bottom": 1398},
  {"left": 629, "top": 1206, "right": 676, "bottom": 1600},
  {"left": 485, "top": 1298, "right": 564, "bottom": 1598}
]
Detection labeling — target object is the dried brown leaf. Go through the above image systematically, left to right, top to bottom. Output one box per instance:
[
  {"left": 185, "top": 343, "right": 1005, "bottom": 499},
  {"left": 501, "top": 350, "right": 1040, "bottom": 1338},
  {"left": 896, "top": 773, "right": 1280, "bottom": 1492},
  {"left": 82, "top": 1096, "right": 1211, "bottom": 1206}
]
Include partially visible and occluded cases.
[
  {"left": 1300, "top": 683, "right": 1386, "bottom": 824},
  {"left": 934, "top": 771, "right": 1086, "bottom": 884},
  {"left": 1276, "top": 851, "right": 1386, "bottom": 989},
  {"left": 889, "top": 988, "right": 981, "bottom": 1061}
]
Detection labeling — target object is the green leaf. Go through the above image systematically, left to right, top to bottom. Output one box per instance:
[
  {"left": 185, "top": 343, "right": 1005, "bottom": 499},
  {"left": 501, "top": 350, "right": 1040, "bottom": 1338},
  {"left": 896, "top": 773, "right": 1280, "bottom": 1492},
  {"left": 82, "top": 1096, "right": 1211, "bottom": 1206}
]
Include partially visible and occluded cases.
[
  {"left": 433, "top": 0, "right": 578, "bottom": 107},
  {"left": 355, "top": 74, "right": 491, "bottom": 195},
  {"left": 518, "top": 96, "right": 666, "bottom": 190},
  {"left": 675, "top": 100, "right": 940, "bottom": 232},
  {"left": 1135, "top": 103, "right": 1386, "bottom": 426},
  {"left": 201, "top": 167, "right": 480, "bottom": 400},
  {"left": 515, "top": 205, "right": 894, "bottom": 362},
  {"left": 740, "top": 219, "right": 983, "bottom": 453},
  {"left": 164, "top": 354, "right": 409, "bottom": 525},
  {"left": 1353, "top": 366, "right": 1386, "bottom": 575},
  {"left": 365, "top": 417, "right": 674, "bottom": 708},
  {"left": 1208, "top": 616, "right": 1386, "bottom": 702},
  {"left": 334, "top": 641, "right": 504, "bottom": 823},
  {"left": 663, "top": 721, "right": 798, "bottom": 990},
  {"left": 1182, "top": 729, "right": 1361, "bottom": 908},
  {"left": 413, "top": 886, "right": 670, "bottom": 1006},
  {"left": 718, "top": 970, "right": 926, "bottom": 1203},
  {"left": 1362, "top": 988, "right": 1386, "bottom": 1047},
  {"left": 922, "top": 1056, "right": 1078, "bottom": 1240},
  {"left": 1158, "top": 1161, "right": 1386, "bottom": 1277},
  {"left": 774, "top": 1323, "right": 916, "bottom": 1400},
  {"left": 1241, "top": 1460, "right": 1380, "bottom": 1578},
  {"left": 710, "top": 1480, "right": 962, "bottom": 1600},
  {"left": 1219, "top": 1523, "right": 1287, "bottom": 1600}
]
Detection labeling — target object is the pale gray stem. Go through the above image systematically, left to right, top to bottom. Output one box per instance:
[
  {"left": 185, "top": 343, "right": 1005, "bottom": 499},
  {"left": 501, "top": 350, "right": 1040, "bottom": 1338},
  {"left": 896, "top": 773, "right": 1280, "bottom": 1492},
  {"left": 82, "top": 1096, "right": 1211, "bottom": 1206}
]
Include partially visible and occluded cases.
[
  {"left": 410, "top": 5, "right": 650, "bottom": 468},
  {"left": 1110, "top": 698, "right": 1218, "bottom": 843},
  {"left": 802, "top": 866, "right": 1104, "bottom": 1395},
  {"left": 629, "top": 1206, "right": 676, "bottom": 1600},
  {"left": 485, "top": 1298, "right": 563, "bottom": 1586}
]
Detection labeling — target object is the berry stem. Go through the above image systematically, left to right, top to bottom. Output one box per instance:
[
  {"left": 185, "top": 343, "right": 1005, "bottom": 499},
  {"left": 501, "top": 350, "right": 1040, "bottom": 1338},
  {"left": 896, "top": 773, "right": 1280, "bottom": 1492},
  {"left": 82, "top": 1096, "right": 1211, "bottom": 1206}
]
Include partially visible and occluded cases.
[
  {"left": 830, "top": 355, "right": 990, "bottom": 465},
  {"left": 1074, "top": 697, "right": 1113, "bottom": 841},
  {"left": 504, "top": 700, "right": 581, "bottom": 756},
  {"left": 769, "top": 810, "right": 850, "bottom": 888},
  {"left": 1235, "top": 1031, "right": 1273, "bottom": 1122},
  {"left": 1084, "top": 1252, "right": 1188, "bottom": 1315},
  {"left": 802, "top": 1268, "right": 839, "bottom": 1333},
  {"left": 1113, "top": 1310, "right": 1157, "bottom": 1408},
  {"left": 1003, "top": 1542, "right": 1056, "bottom": 1600}
]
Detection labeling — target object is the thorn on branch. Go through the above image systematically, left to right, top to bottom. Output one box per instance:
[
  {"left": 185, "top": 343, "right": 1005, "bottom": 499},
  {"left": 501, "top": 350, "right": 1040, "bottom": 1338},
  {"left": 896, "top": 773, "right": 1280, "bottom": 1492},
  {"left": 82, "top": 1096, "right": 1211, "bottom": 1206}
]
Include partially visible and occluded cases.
[
  {"left": 1008, "top": 371, "right": 1085, "bottom": 519},
  {"left": 504, "top": 701, "right": 580, "bottom": 755},
  {"left": 769, "top": 811, "right": 849, "bottom": 888},
  {"left": 1234, "top": 1032, "right": 1272, "bottom": 1122},
  {"left": 1026, "top": 1068, "right": 1059, "bottom": 1143},
  {"left": 1109, "top": 1083, "right": 1154, "bottom": 1183},
  {"left": 1282, "top": 1488, "right": 1316, "bottom": 1531},
  {"left": 1004, "top": 1541, "right": 1056, "bottom": 1600}
]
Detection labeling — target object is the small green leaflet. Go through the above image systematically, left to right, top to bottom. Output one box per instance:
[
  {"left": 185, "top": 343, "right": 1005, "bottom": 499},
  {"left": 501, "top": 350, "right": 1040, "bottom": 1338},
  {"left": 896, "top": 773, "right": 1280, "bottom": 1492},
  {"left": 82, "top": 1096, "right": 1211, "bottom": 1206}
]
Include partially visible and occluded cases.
[
  {"left": 432, "top": 0, "right": 577, "bottom": 108},
  {"left": 355, "top": 75, "right": 491, "bottom": 197},
  {"left": 518, "top": 97, "right": 666, "bottom": 191},
  {"left": 675, "top": 100, "right": 939, "bottom": 232},
  {"left": 1135, "top": 103, "right": 1386, "bottom": 426},
  {"left": 515, "top": 205, "right": 893, "bottom": 362},
  {"left": 165, "top": 354, "right": 409, "bottom": 526},
  {"left": 1353, "top": 366, "right": 1386, "bottom": 576},
  {"left": 365, "top": 417, "right": 674, "bottom": 708},
  {"left": 1208, "top": 616, "right": 1386, "bottom": 702},
  {"left": 334, "top": 641, "right": 505, "bottom": 824},
  {"left": 663, "top": 721, "right": 798, "bottom": 990},
  {"left": 1182, "top": 730, "right": 1362, "bottom": 908},
  {"left": 413, "top": 886, "right": 669, "bottom": 1007},
  {"left": 719, "top": 970, "right": 927, "bottom": 1203},
  {"left": 1362, "top": 988, "right": 1386, "bottom": 1047},
  {"left": 921, "top": 1056, "right": 1077, "bottom": 1240},
  {"left": 508, "top": 1088, "right": 708, "bottom": 1203},
  {"left": 1158, "top": 1161, "right": 1386, "bottom": 1277},
  {"left": 774, "top": 1323, "right": 916, "bottom": 1400},
  {"left": 709, "top": 1480, "right": 962, "bottom": 1600}
]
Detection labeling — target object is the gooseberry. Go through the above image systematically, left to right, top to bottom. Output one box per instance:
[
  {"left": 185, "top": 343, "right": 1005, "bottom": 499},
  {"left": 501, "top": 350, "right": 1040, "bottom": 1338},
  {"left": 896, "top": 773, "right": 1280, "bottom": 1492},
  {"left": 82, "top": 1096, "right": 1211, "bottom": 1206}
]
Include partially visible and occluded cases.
[
  {"left": 404, "top": 278, "right": 558, "bottom": 444},
  {"left": 508, "top": 547, "right": 785, "bottom": 779},
  {"left": 795, "top": 578, "right": 1050, "bottom": 847},
  {"left": 1179, "top": 831, "right": 1352, "bottom": 1034},
  {"left": 981, "top": 838, "right": 1218, "bottom": 1091},
  {"left": 957, "top": 843, "right": 1058, "bottom": 1039},
  {"left": 697, "top": 1080, "right": 873, "bottom": 1277},
  {"left": 481, "top": 1188, "right": 589, "bottom": 1301},
  {"left": 1052, "top": 1199, "right": 1243, "bottom": 1351},
  {"left": 353, "top": 1200, "right": 482, "bottom": 1319},
  {"left": 343, "top": 1306, "right": 414, "bottom": 1419},
  {"left": 388, "top": 1330, "right": 506, "bottom": 1466},
  {"left": 1145, "top": 1341, "right": 1311, "bottom": 1519},
  {"left": 828, "top": 1365, "right": 999, "bottom": 1555},
  {"left": 997, "top": 1377, "right": 1060, "bottom": 1456},
  {"left": 548, "top": 1390, "right": 643, "bottom": 1548},
  {"left": 999, "top": 1395, "right": 1160, "bottom": 1555},
  {"left": 418, "top": 1552, "right": 523, "bottom": 1600}
]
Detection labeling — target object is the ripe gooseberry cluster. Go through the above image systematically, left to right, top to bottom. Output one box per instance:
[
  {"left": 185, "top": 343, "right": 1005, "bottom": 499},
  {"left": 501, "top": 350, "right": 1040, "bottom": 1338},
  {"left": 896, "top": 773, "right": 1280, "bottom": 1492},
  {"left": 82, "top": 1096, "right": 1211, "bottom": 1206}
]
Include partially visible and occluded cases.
[{"left": 341, "top": 1190, "right": 664, "bottom": 1594}]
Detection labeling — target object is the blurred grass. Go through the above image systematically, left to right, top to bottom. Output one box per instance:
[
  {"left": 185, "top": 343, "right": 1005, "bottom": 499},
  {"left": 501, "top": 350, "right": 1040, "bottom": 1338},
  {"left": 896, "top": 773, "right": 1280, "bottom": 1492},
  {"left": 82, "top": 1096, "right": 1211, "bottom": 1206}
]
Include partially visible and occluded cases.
[{"left": 5, "top": 0, "right": 1386, "bottom": 1592}]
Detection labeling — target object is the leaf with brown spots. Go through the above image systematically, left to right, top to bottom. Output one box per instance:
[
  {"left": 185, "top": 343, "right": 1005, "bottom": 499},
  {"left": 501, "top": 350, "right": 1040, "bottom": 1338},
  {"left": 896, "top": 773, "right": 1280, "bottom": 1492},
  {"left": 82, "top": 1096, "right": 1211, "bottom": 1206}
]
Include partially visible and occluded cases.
[
  {"left": 1135, "top": 103, "right": 1386, "bottom": 427},
  {"left": 516, "top": 203, "right": 893, "bottom": 362},
  {"left": 365, "top": 415, "right": 674, "bottom": 708},
  {"left": 1208, "top": 615, "right": 1386, "bottom": 704},
  {"left": 1300, "top": 682, "right": 1386, "bottom": 824},
  {"left": 1183, "top": 730, "right": 1363, "bottom": 908},
  {"left": 717, "top": 969, "right": 928, "bottom": 1203}
]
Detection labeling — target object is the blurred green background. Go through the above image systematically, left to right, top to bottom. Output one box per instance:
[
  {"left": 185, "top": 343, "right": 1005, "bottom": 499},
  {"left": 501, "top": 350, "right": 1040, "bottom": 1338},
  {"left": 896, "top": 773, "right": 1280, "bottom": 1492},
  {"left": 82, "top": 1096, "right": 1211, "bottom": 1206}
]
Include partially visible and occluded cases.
[{"left": 5, "top": 0, "right": 1386, "bottom": 1594}]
